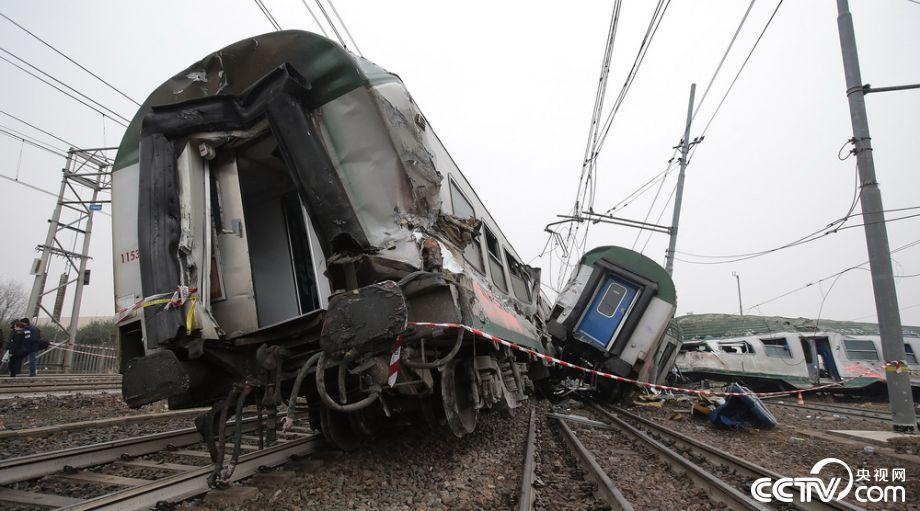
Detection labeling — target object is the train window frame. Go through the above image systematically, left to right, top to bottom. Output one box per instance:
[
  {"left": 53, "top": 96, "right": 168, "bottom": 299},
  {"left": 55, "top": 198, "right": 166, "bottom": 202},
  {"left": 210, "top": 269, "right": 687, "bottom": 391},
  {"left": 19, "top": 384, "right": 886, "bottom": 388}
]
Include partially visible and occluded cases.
[
  {"left": 448, "top": 178, "right": 485, "bottom": 274},
  {"left": 483, "top": 225, "right": 508, "bottom": 293},
  {"left": 505, "top": 252, "right": 532, "bottom": 302},
  {"left": 761, "top": 337, "right": 793, "bottom": 358},
  {"left": 843, "top": 339, "right": 880, "bottom": 361},
  {"left": 718, "top": 340, "right": 754, "bottom": 354},
  {"left": 679, "top": 342, "right": 713, "bottom": 353},
  {"left": 905, "top": 343, "right": 918, "bottom": 365}
]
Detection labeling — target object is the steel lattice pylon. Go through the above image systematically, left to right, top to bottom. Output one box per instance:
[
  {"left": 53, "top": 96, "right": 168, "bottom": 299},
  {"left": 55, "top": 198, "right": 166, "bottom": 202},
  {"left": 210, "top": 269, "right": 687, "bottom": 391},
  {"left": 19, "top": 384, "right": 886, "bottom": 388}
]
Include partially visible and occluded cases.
[{"left": 25, "top": 147, "right": 115, "bottom": 373}]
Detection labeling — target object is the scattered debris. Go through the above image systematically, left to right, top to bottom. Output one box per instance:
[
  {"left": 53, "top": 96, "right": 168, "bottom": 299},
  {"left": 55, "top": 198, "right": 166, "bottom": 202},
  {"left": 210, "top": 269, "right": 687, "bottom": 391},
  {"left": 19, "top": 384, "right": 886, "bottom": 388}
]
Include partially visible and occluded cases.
[{"left": 707, "top": 383, "right": 778, "bottom": 430}]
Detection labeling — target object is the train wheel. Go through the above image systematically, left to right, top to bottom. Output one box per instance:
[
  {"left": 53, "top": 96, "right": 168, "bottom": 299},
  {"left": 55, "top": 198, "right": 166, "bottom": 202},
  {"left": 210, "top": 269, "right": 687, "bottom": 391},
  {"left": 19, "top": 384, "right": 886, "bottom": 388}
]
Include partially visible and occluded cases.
[
  {"left": 441, "top": 359, "right": 477, "bottom": 437},
  {"left": 319, "top": 408, "right": 363, "bottom": 452}
]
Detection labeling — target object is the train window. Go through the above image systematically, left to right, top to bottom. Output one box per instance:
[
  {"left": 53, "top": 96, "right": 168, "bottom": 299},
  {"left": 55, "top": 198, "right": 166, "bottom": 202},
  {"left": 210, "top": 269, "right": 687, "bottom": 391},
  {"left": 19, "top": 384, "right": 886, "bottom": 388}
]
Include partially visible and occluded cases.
[
  {"left": 448, "top": 180, "right": 484, "bottom": 273},
  {"left": 483, "top": 226, "right": 508, "bottom": 293},
  {"left": 505, "top": 253, "right": 532, "bottom": 302},
  {"left": 761, "top": 338, "right": 793, "bottom": 358},
  {"left": 843, "top": 339, "right": 880, "bottom": 361},
  {"left": 719, "top": 341, "right": 754, "bottom": 354},
  {"left": 679, "top": 342, "right": 712, "bottom": 353},
  {"left": 905, "top": 344, "right": 918, "bottom": 365}
]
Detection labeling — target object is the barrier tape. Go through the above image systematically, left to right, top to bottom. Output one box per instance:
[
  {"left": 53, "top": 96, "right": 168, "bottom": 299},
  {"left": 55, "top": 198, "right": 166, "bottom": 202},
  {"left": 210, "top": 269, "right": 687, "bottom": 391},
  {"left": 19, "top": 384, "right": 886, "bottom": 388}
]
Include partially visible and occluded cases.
[
  {"left": 115, "top": 286, "right": 198, "bottom": 329},
  {"left": 405, "top": 321, "right": 889, "bottom": 399}
]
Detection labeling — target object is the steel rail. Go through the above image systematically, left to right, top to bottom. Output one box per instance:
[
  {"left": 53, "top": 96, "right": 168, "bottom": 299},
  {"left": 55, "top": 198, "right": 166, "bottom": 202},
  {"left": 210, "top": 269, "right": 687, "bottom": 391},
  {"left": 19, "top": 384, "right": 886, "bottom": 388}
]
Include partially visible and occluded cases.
[
  {"left": 0, "top": 382, "right": 121, "bottom": 399},
  {"left": 766, "top": 400, "right": 906, "bottom": 422},
  {"left": 572, "top": 405, "right": 768, "bottom": 511},
  {"left": 595, "top": 405, "right": 865, "bottom": 511},
  {"left": 0, "top": 407, "right": 209, "bottom": 440},
  {"left": 517, "top": 409, "right": 537, "bottom": 511},
  {"left": 553, "top": 416, "right": 634, "bottom": 511},
  {"left": 0, "top": 417, "right": 262, "bottom": 485},
  {"left": 59, "top": 433, "right": 322, "bottom": 511}
]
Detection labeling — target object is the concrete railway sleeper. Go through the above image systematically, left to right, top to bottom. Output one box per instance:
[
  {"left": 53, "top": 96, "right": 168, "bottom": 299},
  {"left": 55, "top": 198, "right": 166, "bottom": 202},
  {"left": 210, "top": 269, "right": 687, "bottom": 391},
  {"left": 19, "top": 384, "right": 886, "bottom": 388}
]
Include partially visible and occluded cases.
[
  {"left": 592, "top": 405, "right": 865, "bottom": 511},
  {"left": 0, "top": 414, "right": 314, "bottom": 510}
]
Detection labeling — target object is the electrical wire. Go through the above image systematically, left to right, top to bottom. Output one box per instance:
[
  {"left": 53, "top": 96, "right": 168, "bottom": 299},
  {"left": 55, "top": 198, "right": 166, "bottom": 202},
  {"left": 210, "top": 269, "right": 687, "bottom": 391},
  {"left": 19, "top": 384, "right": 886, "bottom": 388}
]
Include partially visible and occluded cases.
[
  {"left": 253, "top": 0, "right": 282, "bottom": 31},
  {"left": 299, "top": 0, "right": 329, "bottom": 37},
  {"left": 314, "top": 0, "right": 347, "bottom": 48},
  {"left": 327, "top": 0, "right": 363, "bottom": 56},
  {"left": 692, "top": 0, "right": 756, "bottom": 122},
  {"left": 696, "top": 0, "right": 784, "bottom": 140},
  {"left": 0, "top": 11, "right": 140, "bottom": 107},
  {"left": 0, "top": 50, "right": 130, "bottom": 126},
  {"left": 0, "top": 109, "right": 81, "bottom": 149},
  {"left": 0, "top": 124, "right": 68, "bottom": 157},
  {"left": 675, "top": 210, "right": 920, "bottom": 265},
  {"left": 745, "top": 238, "right": 920, "bottom": 311}
]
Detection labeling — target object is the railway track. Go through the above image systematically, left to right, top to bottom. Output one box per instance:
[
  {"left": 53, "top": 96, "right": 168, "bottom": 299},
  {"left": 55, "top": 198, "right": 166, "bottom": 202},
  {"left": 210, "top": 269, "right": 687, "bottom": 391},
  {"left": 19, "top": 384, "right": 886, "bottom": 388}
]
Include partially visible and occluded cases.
[
  {"left": 0, "top": 376, "right": 121, "bottom": 399},
  {"left": 517, "top": 399, "right": 869, "bottom": 511},
  {"left": 766, "top": 400, "right": 918, "bottom": 423},
  {"left": 588, "top": 404, "right": 866, "bottom": 511},
  {"left": 0, "top": 415, "right": 320, "bottom": 510}
]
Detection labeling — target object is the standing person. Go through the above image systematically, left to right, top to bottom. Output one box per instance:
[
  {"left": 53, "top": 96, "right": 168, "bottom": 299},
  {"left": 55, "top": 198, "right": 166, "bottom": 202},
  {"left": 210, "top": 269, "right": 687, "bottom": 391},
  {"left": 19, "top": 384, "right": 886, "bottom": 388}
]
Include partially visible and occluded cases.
[
  {"left": 20, "top": 318, "right": 43, "bottom": 377},
  {"left": 7, "top": 320, "right": 25, "bottom": 377}
]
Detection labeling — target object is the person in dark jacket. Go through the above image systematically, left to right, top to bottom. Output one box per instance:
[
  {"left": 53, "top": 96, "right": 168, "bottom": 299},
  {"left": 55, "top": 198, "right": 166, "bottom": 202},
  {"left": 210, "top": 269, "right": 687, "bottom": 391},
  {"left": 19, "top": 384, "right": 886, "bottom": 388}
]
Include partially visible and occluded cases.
[
  {"left": 20, "top": 318, "right": 42, "bottom": 377},
  {"left": 7, "top": 319, "right": 26, "bottom": 377}
]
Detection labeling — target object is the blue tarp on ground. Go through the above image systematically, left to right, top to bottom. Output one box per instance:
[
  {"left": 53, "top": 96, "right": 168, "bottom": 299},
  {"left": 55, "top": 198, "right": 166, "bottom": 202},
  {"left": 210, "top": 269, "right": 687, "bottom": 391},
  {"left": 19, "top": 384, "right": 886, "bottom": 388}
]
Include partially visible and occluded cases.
[{"left": 708, "top": 383, "right": 778, "bottom": 429}]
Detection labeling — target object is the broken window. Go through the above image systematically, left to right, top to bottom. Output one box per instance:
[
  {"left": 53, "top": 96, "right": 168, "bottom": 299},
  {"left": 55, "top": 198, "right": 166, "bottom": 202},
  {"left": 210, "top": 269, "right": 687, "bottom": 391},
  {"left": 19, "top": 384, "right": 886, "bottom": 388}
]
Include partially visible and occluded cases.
[
  {"left": 448, "top": 180, "right": 484, "bottom": 273},
  {"left": 483, "top": 226, "right": 507, "bottom": 293},
  {"left": 505, "top": 252, "right": 531, "bottom": 302},
  {"left": 761, "top": 337, "right": 793, "bottom": 358},
  {"left": 844, "top": 339, "right": 880, "bottom": 361},
  {"left": 719, "top": 341, "right": 753, "bottom": 354},
  {"left": 679, "top": 342, "right": 712, "bottom": 353},
  {"left": 905, "top": 344, "right": 918, "bottom": 365}
]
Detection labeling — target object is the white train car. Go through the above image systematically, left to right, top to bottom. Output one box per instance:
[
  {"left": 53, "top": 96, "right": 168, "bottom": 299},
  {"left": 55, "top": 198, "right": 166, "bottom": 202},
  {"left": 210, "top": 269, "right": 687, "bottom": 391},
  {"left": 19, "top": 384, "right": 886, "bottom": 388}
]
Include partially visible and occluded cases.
[{"left": 674, "top": 313, "right": 920, "bottom": 396}]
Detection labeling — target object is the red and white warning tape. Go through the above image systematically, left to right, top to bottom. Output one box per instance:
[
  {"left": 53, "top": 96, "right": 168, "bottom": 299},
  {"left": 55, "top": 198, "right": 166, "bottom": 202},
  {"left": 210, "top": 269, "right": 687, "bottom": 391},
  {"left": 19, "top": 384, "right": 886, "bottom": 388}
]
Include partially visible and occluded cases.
[{"left": 404, "top": 321, "right": 883, "bottom": 399}]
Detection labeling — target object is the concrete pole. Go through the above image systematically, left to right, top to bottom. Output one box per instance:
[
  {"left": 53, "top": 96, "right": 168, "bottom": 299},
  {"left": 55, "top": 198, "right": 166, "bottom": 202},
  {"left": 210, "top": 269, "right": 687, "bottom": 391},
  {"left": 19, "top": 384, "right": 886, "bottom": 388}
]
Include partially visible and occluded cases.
[
  {"left": 836, "top": 0, "right": 916, "bottom": 432},
  {"left": 664, "top": 83, "right": 696, "bottom": 276},
  {"left": 732, "top": 272, "right": 743, "bottom": 316}
]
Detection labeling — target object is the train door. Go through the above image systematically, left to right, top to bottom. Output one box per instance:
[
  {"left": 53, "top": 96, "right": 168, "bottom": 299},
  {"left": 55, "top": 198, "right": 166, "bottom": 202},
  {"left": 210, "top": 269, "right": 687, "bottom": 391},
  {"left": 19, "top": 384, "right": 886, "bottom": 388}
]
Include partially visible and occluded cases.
[
  {"left": 175, "top": 143, "right": 222, "bottom": 339},
  {"left": 574, "top": 275, "right": 640, "bottom": 350},
  {"left": 811, "top": 337, "right": 841, "bottom": 381},
  {"left": 800, "top": 338, "right": 819, "bottom": 384}
]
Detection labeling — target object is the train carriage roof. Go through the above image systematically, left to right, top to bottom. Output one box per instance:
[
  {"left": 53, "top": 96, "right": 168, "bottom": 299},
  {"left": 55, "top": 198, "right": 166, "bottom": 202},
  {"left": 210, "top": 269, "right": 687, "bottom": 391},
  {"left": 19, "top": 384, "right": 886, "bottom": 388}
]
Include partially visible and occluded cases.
[
  {"left": 114, "top": 30, "right": 398, "bottom": 171},
  {"left": 579, "top": 246, "right": 676, "bottom": 304},
  {"left": 675, "top": 313, "right": 920, "bottom": 340}
]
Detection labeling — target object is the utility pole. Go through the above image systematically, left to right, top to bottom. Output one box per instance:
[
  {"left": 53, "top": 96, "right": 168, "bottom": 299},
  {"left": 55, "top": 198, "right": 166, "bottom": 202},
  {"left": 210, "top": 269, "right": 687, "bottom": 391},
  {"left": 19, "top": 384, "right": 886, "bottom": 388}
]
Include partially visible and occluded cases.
[
  {"left": 836, "top": 0, "right": 915, "bottom": 432},
  {"left": 665, "top": 83, "right": 696, "bottom": 276},
  {"left": 732, "top": 272, "right": 743, "bottom": 316}
]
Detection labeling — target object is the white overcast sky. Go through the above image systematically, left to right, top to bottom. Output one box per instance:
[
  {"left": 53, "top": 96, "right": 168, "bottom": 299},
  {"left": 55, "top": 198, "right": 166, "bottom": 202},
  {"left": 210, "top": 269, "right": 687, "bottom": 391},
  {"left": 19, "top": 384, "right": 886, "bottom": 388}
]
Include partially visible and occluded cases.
[{"left": 0, "top": 0, "right": 917, "bottom": 327}]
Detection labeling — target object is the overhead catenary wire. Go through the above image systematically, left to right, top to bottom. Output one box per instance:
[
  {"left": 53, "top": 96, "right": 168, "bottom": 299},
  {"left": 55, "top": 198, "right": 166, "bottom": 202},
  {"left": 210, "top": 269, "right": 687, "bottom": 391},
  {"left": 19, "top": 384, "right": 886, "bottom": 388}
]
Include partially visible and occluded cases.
[
  {"left": 253, "top": 0, "right": 283, "bottom": 31},
  {"left": 299, "top": 0, "right": 329, "bottom": 37},
  {"left": 314, "top": 0, "right": 348, "bottom": 49},
  {"left": 326, "top": 0, "right": 363, "bottom": 56},
  {"left": 691, "top": 0, "right": 756, "bottom": 122},
  {"left": 696, "top": 0, "right": 784, "bottom": 141},
  {"left": 0, "top": 11, "right": 140, "bottom": 107},
  {"left": 0, "top": 49, "right": 130, "bottom": 126},
  {"left": 0, "top": 109, "right": 82, "bottom": 149},
  {"left": 745, "top": 238, "right": 920, "bottom": 311}
]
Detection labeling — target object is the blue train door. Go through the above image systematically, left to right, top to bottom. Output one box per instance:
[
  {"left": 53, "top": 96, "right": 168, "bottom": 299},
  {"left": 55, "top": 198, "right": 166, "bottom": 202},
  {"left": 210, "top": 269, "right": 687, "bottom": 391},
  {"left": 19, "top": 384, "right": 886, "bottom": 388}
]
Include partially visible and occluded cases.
[{"left": 574, "top": 275, "right": 640, "bottom": 351}]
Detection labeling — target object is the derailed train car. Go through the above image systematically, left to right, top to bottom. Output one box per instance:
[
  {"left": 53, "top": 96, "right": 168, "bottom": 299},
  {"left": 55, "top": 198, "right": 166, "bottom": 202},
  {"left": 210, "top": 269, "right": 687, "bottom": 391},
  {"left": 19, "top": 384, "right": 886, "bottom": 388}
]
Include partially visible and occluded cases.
[
  {"left": 111, "top": 31, "right": 550, "bottom": 453},
  {"left": 546, "top": 246, "right": 680, "bottom": 400},
  {"left": 674, "top": 313, "right": 920, "bottom": 397}
]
